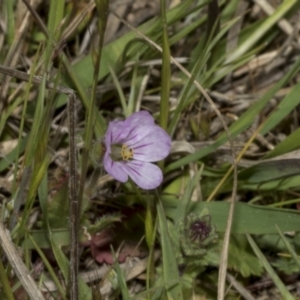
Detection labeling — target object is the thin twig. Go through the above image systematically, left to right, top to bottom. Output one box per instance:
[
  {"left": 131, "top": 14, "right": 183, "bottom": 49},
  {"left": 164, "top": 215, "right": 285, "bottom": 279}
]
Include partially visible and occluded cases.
[
  {"left": 22, "top": 0, "right": 49, "bottom": 38},
  {"left": 0, "top": 65, "right": 74, "bottom": 95},
  {"left": 67, "top": 93, "right": 79, "bottom": 300}
]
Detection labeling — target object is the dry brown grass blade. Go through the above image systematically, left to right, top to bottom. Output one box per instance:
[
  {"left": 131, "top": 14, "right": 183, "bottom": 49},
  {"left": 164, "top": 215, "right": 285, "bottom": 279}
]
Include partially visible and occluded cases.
[
  {"left": 110, "top": 11, "right": 238, "bottom": 300},
  {"left": 0, "top": 65, "right": 74, "bottom": 95},
  {"left": 0, "top": 221, "right": 45, "bottom": 300}
]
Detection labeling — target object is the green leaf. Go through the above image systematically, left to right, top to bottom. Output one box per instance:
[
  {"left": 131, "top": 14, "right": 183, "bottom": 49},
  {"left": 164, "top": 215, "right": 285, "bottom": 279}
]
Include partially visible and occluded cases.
[
  {"left": 60, "top": 0, "right": 195, "bottom": 89},
  {"left": 238, "top": 159, "right": 300, "bottom": 183},
  {"left": 240, "top": 174, "right": 300, "bottom": 191},
  {"left": 46, "top": 178, "right": 69, "bottom": 229},
  {"left": 165, "top": 201, "right": 300, "bottom": 234},
  {"left": 24, "top": 229, "right": 70, "bottom": 249},
  {"left": 228, "top": 235, "right": 263, "bottom": 277},
  {"left": 272, "top": 257, "right": 300, "bottom": 275}
]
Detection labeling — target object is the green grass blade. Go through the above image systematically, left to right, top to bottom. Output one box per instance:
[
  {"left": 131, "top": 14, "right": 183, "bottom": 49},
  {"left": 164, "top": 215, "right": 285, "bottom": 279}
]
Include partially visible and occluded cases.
[
  {"left": 3, "top": 0, "right": 14, "bottom": 45},
  {"left": 44, "top": 0, "right": 64, "bottom": 68},
  {"left": 60, "top": 0, "right": 194, "bottom": 90},
  {"left": 159, "top": 0, "right": 171, "bottom": 131},
  {"left": 224, "top": 0, "right": 297, "bottom": 66},
  {"left": 168, "top": 17, "right": 239, "bottom": 136},
  {"left": 165, "top": 52, "right": 300, "bottom": 173},
  {"left": 60, "top": 55, "right": 106, "bottom": 137},
  {"left": 127, "top": 61, "right": 138, "bottom": 115},
  {"left": 109, "top": 65, "right": 129, "bottom": 117},
  {"left": 24, "top": 76, "right": 47, "bottom": 166},
  {"left": 260, "top": 83, "right": 300, "bottom": 135},
  {"left": 264, "top": 127, "right": 300, "bottom": 159},
  {"left": 238, "top": 159, "right": 300, "bottom": 183},
  {"left": 172, "top": 168, "right": 202, "bottom": 222},
  {"left": 240, "top": 174, "right": 300, "bottom": 192},
  {"left": 157, "top": 199, "right": 183, "bottom": 300},
  {"left": 276, "top": 226, "right": 300, "bottom": 270},
  {"left": 48, "top": 233, "right": 91, "bottom": 299},
  {"left": 28, "top": 234, "right": 67, "bottom": 300},
  {"left": 246, "top": 234, "right": 294, "bottom": 300},
  {"left": 111, "top": 248, "right": 131, "bottom": 300},
  {"left": 0, "top": 258, "right": 14, "bottom": 300}
]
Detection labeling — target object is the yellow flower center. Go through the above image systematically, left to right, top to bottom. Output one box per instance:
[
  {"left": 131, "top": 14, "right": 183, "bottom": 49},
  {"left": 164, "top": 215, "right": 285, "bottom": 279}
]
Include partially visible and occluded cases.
[
  {"left": 110, "top": 144, "right": 134, "bottom": 161},
  {"left": 121, "top": 144, "right": 134, "bottom": 160}
]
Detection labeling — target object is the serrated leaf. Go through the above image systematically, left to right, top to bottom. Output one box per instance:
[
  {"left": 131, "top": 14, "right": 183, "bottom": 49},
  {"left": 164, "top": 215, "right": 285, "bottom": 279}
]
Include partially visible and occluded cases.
[
  {"left": 228, "top": 235, "right": 263, "bottom": 277},
  {"left": 272, "top": 258, "right": 300, "bottom": 275}
]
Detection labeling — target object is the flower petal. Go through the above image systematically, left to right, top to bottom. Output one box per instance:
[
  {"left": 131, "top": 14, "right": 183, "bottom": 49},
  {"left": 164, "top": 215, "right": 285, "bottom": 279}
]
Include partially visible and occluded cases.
[
  {"left": 105, "top": 111, "right": 155, "bottom": 145},
  {"left": 124, "top": 111, "right": 154, "bottom": 127},
  {"left": 105, "top": 120, "right": 123, "bottom": 147},
  {"left": 119, "top": 124, "right": 154, "bottom": 146},
  {"left": 130, "top": 126, "right": 171, "bottom": 162},
  {"left": 103, "top": 152, "right": 128, "bottom": 182},
  {"left": 123, "top": 161, "right": 163, "bottom": 189}
]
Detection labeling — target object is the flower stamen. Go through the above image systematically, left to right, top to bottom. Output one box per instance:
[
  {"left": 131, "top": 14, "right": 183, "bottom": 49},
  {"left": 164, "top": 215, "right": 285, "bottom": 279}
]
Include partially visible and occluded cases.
[{"left": 121, "top": 144, "right": 134, "bottom": 160}]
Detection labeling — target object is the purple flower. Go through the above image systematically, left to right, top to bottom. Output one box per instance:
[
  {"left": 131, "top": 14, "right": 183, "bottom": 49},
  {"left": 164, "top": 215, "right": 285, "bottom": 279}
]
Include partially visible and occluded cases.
[{"left": 103, "top": 111, "right": 171, "bottom": 189}]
